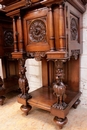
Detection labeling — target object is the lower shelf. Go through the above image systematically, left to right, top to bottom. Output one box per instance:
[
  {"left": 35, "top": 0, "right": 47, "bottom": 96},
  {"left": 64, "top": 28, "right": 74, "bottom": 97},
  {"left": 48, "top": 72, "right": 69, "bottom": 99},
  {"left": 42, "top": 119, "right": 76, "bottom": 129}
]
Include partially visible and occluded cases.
[
  {"left": 17, "top": 87, "right": 81, "bottom": 129},
  {"left": 26, "top": 87, "right": 81, "bottom": 118}
]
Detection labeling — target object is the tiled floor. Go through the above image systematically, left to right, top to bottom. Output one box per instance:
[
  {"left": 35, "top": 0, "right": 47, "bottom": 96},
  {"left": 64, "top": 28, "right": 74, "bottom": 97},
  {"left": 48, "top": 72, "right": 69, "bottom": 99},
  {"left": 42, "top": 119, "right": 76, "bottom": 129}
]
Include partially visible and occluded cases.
[{"left": 0, "top": 91, "right": 87, "bottom": 130}]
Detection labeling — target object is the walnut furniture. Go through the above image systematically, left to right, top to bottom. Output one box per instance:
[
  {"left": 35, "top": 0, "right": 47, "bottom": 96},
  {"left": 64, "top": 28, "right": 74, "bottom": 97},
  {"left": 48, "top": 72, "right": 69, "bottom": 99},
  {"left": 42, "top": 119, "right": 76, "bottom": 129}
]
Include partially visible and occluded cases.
[{"left": 0, "top": 0, "right": 86, "bottom": 128}]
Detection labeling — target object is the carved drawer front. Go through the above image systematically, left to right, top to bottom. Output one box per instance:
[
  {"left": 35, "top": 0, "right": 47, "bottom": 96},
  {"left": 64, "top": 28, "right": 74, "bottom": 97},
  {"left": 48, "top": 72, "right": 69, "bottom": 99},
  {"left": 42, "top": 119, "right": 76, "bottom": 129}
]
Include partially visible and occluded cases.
[{"left": 23, "top": 8, "right": 50, "bottom": 52}]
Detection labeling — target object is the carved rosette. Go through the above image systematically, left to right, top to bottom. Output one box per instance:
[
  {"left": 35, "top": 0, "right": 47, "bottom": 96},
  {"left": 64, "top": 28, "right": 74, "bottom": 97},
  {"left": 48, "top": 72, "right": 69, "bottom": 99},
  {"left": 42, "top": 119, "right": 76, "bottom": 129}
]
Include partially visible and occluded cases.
[{"left": 29, "top": 19, "right": 47, "bottom": 43}]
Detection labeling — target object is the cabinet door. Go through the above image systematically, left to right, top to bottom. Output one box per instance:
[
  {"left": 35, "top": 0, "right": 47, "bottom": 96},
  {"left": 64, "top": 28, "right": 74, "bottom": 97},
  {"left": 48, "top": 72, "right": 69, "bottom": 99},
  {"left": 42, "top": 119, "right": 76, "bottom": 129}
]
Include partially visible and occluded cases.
[{"left": 23, "top": 7, "right": 50, "bottom": 52}]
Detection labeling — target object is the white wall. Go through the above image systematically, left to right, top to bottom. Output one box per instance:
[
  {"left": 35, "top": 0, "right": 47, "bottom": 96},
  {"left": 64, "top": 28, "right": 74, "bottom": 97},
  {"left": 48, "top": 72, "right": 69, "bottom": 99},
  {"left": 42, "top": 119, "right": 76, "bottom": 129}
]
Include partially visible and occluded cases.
[
  {"left": 80, "top": 4, "right": 87, "bottom": 108},
  {"left": 25, "top": 59, "right": 42, "bottom": 92}
]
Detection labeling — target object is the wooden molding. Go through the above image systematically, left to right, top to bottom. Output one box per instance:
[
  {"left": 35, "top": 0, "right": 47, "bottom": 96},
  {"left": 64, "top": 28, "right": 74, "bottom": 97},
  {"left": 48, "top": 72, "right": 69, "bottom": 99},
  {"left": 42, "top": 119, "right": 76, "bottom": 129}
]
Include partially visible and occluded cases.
[
  {"left": 0, "top": 0, "right": 86, "bottom": 14},
  {"left": 67, "top": 0, "right": 86, "bottom": 13}
]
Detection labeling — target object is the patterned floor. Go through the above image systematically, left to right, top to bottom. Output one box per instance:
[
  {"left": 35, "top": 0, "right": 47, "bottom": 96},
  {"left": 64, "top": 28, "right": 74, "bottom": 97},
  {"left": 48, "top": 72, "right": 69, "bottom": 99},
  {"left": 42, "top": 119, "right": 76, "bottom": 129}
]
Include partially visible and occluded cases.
[{"left": 0, "top": 91, "right": 87, "bottom": 130}]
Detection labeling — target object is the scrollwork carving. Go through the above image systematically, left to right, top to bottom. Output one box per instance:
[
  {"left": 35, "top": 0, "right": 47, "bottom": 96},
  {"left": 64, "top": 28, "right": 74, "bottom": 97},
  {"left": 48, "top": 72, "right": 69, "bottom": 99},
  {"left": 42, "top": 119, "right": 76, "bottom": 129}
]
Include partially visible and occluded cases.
[
  {"left": 27, "top": 51, "right": 46, "bottom": 61},
  {"left": 34, "top": 52, "right": 46, "bottom": 61}
]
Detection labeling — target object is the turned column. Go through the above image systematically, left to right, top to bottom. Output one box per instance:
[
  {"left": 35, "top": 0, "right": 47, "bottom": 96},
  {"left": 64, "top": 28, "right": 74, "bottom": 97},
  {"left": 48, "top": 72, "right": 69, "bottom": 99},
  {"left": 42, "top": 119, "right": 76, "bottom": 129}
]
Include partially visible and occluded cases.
[
  {"left": 59, "top": 4, "right": 66, "bottom": 51},
  {"left": 53, "top": 5, "right": 60, "bottom": 50},
  {"left": 47, "top": 6, "right": 55, "bottom": 51},
  {"left": 18, "top": 16, "right": 23, "bottom": 52},
  {"left": 13, "top": 17, "right": 18, "bottom": 52}
]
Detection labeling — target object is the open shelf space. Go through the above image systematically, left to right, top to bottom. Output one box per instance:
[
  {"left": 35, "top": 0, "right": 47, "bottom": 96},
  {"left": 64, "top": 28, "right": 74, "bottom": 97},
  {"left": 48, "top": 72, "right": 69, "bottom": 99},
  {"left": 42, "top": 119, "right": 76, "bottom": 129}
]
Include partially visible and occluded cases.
[{"left": 27, "top": 87, "right": 81, "bottom": 112}]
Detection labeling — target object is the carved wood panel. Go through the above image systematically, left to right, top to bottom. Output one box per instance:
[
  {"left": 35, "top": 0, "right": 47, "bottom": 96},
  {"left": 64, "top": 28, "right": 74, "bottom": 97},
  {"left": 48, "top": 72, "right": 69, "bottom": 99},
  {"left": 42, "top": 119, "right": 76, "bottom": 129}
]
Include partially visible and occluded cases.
[
  {"left": 65, "top": 2, "right": 82, "bottom": 57},
  {"left": 23, "top": 8, "right": 50, "bottom": 52},
  {"left": 70, "top": 14, "right": 79, "bottom": 42},
  {"left": 28, "top": 19, "right": 47, "bottom": 43},
  {"left": 4, "top": 30, "right": 13, "bottom": 47}
]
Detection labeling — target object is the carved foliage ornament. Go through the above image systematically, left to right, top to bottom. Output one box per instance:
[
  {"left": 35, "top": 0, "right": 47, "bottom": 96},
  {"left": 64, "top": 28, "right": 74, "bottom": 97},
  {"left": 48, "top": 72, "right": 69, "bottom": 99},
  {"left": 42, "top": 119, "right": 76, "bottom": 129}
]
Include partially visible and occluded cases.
[
  {"left": 29, "top": 19, "right": 46, "bottom": 43},
  {"left": 28, "top": 51, "right": 46, "bottom": 61}
]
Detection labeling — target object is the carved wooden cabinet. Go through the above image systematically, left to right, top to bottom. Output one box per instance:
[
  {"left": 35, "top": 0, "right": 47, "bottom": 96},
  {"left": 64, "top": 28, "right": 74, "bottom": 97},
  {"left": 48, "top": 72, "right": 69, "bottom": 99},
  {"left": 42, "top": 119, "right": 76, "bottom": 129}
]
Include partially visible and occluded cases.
[
  {"left": 0, "top": 0, "right": 86, "bottom": 128},
  {"left": 0, "top": 10, "right": 19, "bottom": 105}
]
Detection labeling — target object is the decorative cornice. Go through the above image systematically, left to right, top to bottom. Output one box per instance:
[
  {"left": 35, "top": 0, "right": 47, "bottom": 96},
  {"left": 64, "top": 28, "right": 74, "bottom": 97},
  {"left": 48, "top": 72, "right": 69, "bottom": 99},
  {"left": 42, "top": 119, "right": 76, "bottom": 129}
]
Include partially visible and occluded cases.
[
  {"left": 0, "top": 0, "right": 86, "bottom": 14},
  {"left": 0, "top": 0, "right": 87, "bottom": 6}
]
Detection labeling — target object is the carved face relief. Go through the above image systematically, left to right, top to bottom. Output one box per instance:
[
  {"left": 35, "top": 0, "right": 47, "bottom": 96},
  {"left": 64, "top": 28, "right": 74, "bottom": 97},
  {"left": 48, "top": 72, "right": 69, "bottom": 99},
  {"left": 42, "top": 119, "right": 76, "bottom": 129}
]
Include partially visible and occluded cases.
[
  {"left": 70, "top": 17, "right": 78, "bottom": 41},
  {"left": 29, "top": 19, "right": 46, "bottom": 43}
]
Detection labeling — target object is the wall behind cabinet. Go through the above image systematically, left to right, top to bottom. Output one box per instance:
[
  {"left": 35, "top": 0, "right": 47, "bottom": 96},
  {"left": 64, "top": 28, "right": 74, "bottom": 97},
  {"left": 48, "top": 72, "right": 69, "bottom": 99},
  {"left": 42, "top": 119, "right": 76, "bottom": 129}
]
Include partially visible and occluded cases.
[
  {"left": 80, "top": 4, "right": 87, "bottom": 108},
  {"left": 25, "top": 59, "right": 42, "bottom": 92}
]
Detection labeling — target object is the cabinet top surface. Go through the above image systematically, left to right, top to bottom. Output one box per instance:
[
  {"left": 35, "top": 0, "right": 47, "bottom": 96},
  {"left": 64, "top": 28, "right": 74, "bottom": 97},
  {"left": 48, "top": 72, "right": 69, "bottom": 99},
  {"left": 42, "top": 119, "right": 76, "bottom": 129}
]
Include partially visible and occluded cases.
[
  {"left": 0, "top": 0, "right": 86, "bottom": 5},
  {"left": 0, "top": 0, "right": 86, "bottom": 14}
]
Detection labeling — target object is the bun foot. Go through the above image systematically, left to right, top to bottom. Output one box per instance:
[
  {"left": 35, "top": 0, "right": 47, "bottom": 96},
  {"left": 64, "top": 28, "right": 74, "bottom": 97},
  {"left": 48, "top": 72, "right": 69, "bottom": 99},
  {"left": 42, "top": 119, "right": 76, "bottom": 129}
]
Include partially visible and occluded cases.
[
  {"left": 73, "top": 99, "right": 80, "bottom": 109},
  {"left": 20, "top": 104, "right": 32, "bottom": 115},
  {"left": 54, "top": 116, "right": 68, "bottom": 129}
]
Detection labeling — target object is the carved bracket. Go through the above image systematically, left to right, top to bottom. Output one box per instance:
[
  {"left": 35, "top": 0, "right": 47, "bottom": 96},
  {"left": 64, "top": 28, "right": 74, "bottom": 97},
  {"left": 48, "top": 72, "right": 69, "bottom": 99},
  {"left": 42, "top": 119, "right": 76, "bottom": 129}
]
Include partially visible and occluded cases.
[
  {"left": 71, "top": 50, "right": 80, "bottom": 60},
  {"left": 29, "top": 51, "right": 46, "bottom": 61}
]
